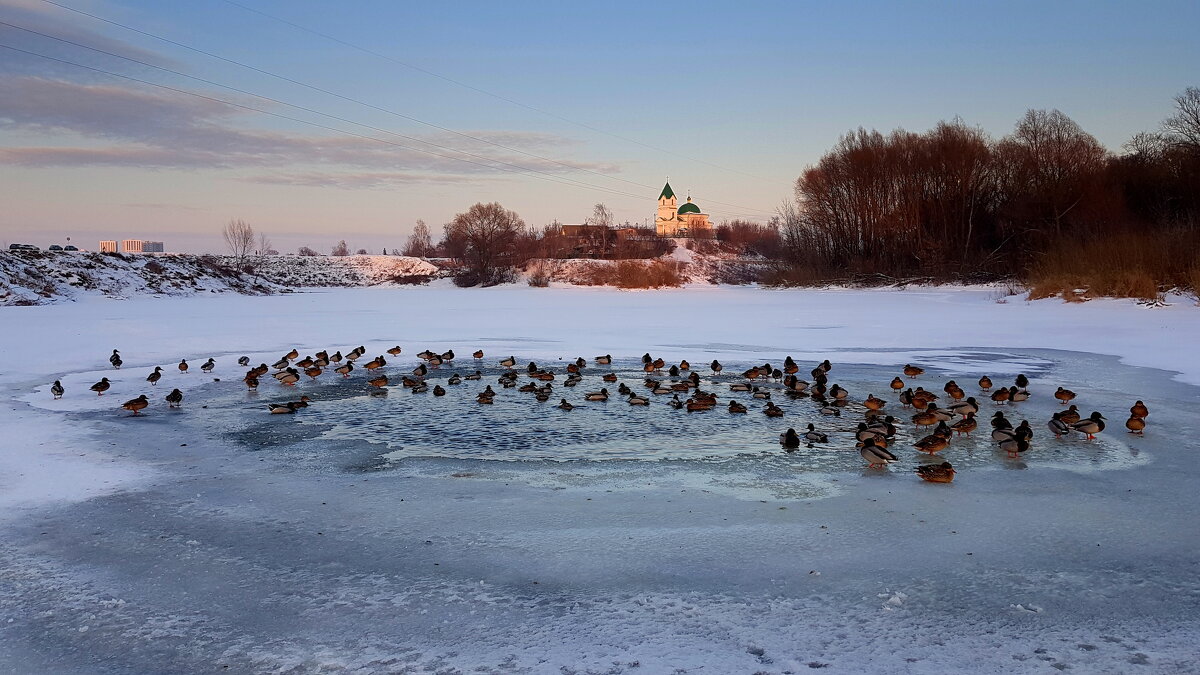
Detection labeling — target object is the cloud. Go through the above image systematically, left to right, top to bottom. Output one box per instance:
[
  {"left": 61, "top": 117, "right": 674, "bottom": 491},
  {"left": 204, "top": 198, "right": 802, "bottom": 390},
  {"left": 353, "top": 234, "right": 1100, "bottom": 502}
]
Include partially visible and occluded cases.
[
  {"left": 0, "top": 75, "right": 621, "bottom": 185},
  {"left": 246, "top": 171, "right": 485, "bottom": 189}
]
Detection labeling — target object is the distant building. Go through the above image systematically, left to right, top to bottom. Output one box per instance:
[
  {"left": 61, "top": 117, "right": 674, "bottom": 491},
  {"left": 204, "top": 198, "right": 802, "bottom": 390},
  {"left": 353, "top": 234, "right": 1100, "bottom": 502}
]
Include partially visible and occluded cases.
[
  {"left": 655, "top": 181, "right": 712, "bottom": 237},
  {"left": 120, "top": 239, "right": 164, "bottom": 253},
  {"left": 99, "top": 240, "right": 118, "bottom": 253}
]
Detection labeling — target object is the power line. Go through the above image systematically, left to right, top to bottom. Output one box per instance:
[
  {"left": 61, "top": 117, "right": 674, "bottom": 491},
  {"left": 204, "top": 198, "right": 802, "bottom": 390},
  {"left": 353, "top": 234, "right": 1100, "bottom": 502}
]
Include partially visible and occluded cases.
[
  {"left": 36, "top": 0, "right": 778, "bottom": 217},
  {"left": 218, "top": 0, "right": 783, "bottom": 186}
]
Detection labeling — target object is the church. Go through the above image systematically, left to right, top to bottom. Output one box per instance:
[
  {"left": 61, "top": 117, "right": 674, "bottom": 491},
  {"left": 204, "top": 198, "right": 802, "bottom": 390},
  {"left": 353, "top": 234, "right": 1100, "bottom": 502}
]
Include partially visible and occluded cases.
[{"left": 654, "top": 180, "right": 713, "bottom": 237}]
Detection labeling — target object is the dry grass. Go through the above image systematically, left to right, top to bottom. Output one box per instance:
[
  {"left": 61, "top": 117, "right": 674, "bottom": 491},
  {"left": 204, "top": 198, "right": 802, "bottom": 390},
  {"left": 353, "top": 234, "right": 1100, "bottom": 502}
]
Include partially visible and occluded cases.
[
  {"left": 1024, "top": 228, "right": 1200, "bottom": 301},
  {"left": 576, "top": 260, "right": 684, "bottom": 289}
]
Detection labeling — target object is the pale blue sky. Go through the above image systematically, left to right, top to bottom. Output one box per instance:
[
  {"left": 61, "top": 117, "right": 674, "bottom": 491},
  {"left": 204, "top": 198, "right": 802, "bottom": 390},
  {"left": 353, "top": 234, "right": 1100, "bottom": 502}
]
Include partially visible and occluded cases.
[{"left": 1, "top": 0, "right": 1197, "bottom": 252}]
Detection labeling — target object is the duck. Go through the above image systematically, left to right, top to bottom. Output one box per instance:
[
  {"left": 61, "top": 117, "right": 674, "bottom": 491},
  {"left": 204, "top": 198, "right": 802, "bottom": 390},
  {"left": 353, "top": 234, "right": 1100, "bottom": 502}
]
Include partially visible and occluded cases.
[
  {"left": 387, "top": 346, "right": 403, "bottom": 356},
  {"left": 109, "top": 349, "right": 123, "bottom": 369},
  {"left": 285, "top": 349, "right": 300, "bottom": 361},
  {"left": 472, "top": 350, "right": 484, "bottom": 360},
  {"left": 329, "top": 351, "right": 343, "bottom": 364},
  {"left": 593, "top": 354, "right": 612, "bottom": 365},
  {"left": 238, "top": 356, "right": 251, "bottom": 367},
  {"left": 295, "top": 356, "right": 316, "bottom": 369},
  {"left": 272, "top": 357, "right": 291, "bottom": 370},
  {"left": 363, "top": 357, "right": 385, "bottom": 370},
  {"left": 201, "top": 358, "right": 215, "bottom": 373},
  {"left": 178, "top": 359, "right": 189, "bottom": 374},
  {"left": 679, "top": 359, "right": 690, "bottom": 371},
  {"left": 818, "top": 359, "right": 832, "bottom": 373},
  {"left": 710, "top": 360, "right": 723, "bottom": 374},
  {"left": 335, "top": 363, "right": 354, "bottom": 377},
  {"left": 413, "top": 363, "right": 428, "bottom": 377},
  {"left": 903, "top": 364, "right": 924, "bottom": 378},
  {"left": 668, "top": 365, "right": 680, "bottom": 377},
  {"left": 146, "top": 366, "right": 163, "bottom": 386},
  {"left": 305, "top": 366, "right": 323, "bottom": 379},
  {"left": 277, "top": 369, "right": 300, "bottom": 386},
  {"left": 465, "top": 371, "right": 483, "bottom": 381},
  {"left": 602, "top": 373, "right": 618, "bottom": 383},
  {"left": 1014, "top": 373, "right": 1030, "bottom": 392},
  {"left": 447, "top": 374, "right": 462, "bottom": 385},
  {"left": 368, "top": 375, "right": 388, "bottom": 388},
  {"left": 978, "top": 375, "right": 993, "bottom": 391},
  {"left": 245, "top": 376, "right": 259, "bottom": 390},
  {"left": 90, "top": 377, "right": 111, "bottom": 396},
  {"left": 51, "top": 380, "right": 64, "bottom": 399},
  {"left": 411, "top": 382, "right": 429, "bottom": 394},
  {"left": 617, "top": 382, "right": 632, "bottom": 396},
  {"left": 730, "top": 382, "right": 751, "bottom": 392},
  {"left": 829, "top": 384, "right": 848, "bottom": 400},
  {"left": 433, "top": 385, "right": 446, "bottom": 396},
  {"left": 945, "top": 385, "right": 965, "bottom": 401},
  {"left": 1008, "top": 386, "right": 1030, "bottom": 403},
  {"left": 752, "top": 387, "right": 771, "bottom": 400},
  {"left": 913, "top": 387, "right": 938, "bottom": 404},
  {"left": 990, "top": 387, "right": 1010, "bottom": 404},
  {"left": 1054, "top": 387, "right": 1076, "bottom": 404},
  {"left": 165, "top": 388, "right": 183, "bottom": 408},
  {"left": 585, "top": 388, "right": 609, "bottom": 402},
  {"left": 898, "top": 388, "right": 915, "bottom": 407},
  {"left": 476, "top": 392, "right": 495, "bottom": 404},
  {"left": 121, "top": 394, "right": 149, "bottom": 415},
  {"left": 628, "top": 394, "right": 650, "bottom": 406},
  {"left": 864, "top": 394, "right": 886, "bottom": 411},
  {"left": 290, "top": 396, "right": 311, "bottom": 408},
  {"left": 948, "top": 397, "right": 980, "bottom": 418},
  {"left": 557, "top": 398, "right": 574, "bottom": 411},
  {"left": 686, "top": 398, "right": 714, "bottom": 412},
  {"left": 728, "top": 400, "right": 747, "bottom": 414},
  {"left": 1130, "top": 400, "right": 1149, "bottom": 419},
  {"left": 268, "top": 401, "right": 298, "bottom": 414},
  {"left": 763, "top": 402, "right": 785, "bottom": 417},
  {"left": 819, "top": 405, "right": 842, "bottom": 417},
  {"left": 1060, "top": 405, "right": 1081, "bottom": 425},
  {"left": 911, "top": 408, "right": 938, "bottom": 427},
  {"left": 991, "top": 411, "right": 1011, "bottom": 429},
  {"left": 951, "top": 412, "right": 977, "bottom": 436},
  {"left": 1047, "top": 412, "right": 1071, "bottom": 437},
  {"left": 1072, "top": 412, "right": 1106, "bottom": 440},
  {"left": 1125, "top": 415, "right": 1146, "bottom": 434},
  {"left": 868, "top": 416, "right": 898, "bottom": 438},
  {"left": 1013, "top": 420, "right": 1034, "bottom": 441},
  {"left": 802, "top": 423, "right": 828, "bottom": 443},
  {"left": 856, "top": 423, "right": 886, "bottom": 443},
  {"left": 779, "top": 427, "right": 802, "bottom": 449},
  {"left": 914, "top": 433, "right": 949, "bottom": 454},
  {"left": 860, "top": 437, "right": 898, "bottom": 469},
  {"left": 998, "top": 437, "right": 1030, "bottom": 458},
  {"left": 915, "top": 461, "right": 956, "bottom": 483}
]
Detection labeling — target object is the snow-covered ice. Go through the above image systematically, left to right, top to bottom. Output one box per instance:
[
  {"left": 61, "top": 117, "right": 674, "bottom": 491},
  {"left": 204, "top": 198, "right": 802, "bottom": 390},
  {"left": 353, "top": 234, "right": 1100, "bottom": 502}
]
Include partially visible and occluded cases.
[{"left": 1, "top": 284, "right": 1199, "bottom": 673}]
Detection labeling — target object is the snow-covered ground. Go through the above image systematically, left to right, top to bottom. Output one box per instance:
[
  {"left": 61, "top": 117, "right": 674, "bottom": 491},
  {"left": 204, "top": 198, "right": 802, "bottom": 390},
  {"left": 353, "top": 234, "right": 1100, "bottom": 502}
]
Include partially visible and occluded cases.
[{"left": 2, "top": 285, "right": 1199, "bottom": 673}]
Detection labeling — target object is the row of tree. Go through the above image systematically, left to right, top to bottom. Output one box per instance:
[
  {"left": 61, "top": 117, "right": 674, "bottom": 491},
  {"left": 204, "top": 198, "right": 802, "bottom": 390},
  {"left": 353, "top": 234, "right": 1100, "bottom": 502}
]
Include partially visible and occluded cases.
[{"left": 772, "top": 87, "right": 1200, "bottom": 282}]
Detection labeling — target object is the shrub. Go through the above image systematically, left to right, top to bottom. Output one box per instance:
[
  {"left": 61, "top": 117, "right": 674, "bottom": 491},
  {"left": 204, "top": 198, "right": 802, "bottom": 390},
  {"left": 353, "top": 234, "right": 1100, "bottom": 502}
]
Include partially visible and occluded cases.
[{"left": 526, "top": 261, "right": 554, "bottom": 287}]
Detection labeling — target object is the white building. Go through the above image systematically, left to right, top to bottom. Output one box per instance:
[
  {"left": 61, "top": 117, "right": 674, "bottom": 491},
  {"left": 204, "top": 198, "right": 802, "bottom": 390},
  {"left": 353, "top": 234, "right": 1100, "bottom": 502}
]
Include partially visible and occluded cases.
[
  {"left": 99, "top": 240, "right": 118, "bottom": 253},
  {"left": 120, "top": 240, "right": 165, "bottom": 253}
]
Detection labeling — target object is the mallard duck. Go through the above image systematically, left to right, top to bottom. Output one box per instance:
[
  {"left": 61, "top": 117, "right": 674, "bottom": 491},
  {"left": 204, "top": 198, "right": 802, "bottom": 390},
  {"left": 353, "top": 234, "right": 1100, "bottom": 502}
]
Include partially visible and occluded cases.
[
  {"left": 387, "top": 346, "right": 402, "bottom": 356},
  {"left": 109, "top": 349, "right": 122, "bottom": 369},
  {"left": 285, "top": 349, "right": 300, "bottom": 361},
  {"left": 417, "top": 349, "right": 435, "bottom": 361},
  {"left": 470, "top": 350, "right": 484, "bottom": 360},
  {"left": 329, "top": 351, "right": 342, "bottom": 364},
  {"left": 591, "top": 354, "right": 610, "bottom": 365},
  {"left": 428, "top": 355, "right": 443, "bottom": 367},
  {"left": 238, "top": 356, "right": 250, "bottom": 367},
  {"left": 295, "top": 356, "right": 315, "bottom": 369},
  {"left": 500, "top": 356, "right": 516, "bottom": 368},
  {"left": 272, "top": 357, "right": 290, "bottom": 370},
  {"left": 363, "top": 357, "right": 385, "bottom": 371},
  {"left": 201, "top": 358, "right": 215, "bottom": 373},
  {"left": 178, "top": 359, "right": 189, "bottom": 374},
  {"left": 679, "top": 359, "right": 690, "bottom": 371},
  {"left": 710, "top": 360, "right": 723, "bottom": 374},
  {"left": 335, "top": 363, "right": 354, "bottom": 377},
  {"left": 903, "top": 364, "right": 924, "bottom": 378},
  {"left": 145, "top": 366, "right": 163, "bottom": 385},
  {"left": 304, "top": 366, "right": 322, "bottom": 379},
  {"left": 277, "top": 369, "right": 300, "bottom": 386},
  {"left": 465, "top": 371, "right": 482, "bottom": 381},
  {"left": 1014, "top": 373, "right": 1030, "bottom": 392},
  {"left": 447, "top": 374, "right": 462, "bottom": 385},
  {"left": 368, "top": 375, "right": 388, "bottom": 388},
  {"left": 978, "top": 375, "right": 993, "bottom": 391},
  {"left": 246, "top": 376, "right": 259, "bottom": 390},
  {"left": 90, "top": 377, "right": 111, "bottom": 396},
  {"left": 51, "top": 380, "right": 64, "bottom": 399},
  {"left": 411, "top": 382, "right": 429, "bottom": 393},
  {"left": 617, "top": 382, "right": 632, "bottom": 396},
  {"left": 730, "top": 382, "right": 751, "bottom": 392},
  {"left": 829, "top": 384, "right": 848, "bottom": 400},
  {"left": 431, "top": 385, "right": 446, "bottom": 396},
  {"left": 1008, "top": 386, "right": 1030, "bottom": 403},
  {"left": 752, "top": 387, "right": 771, "bottom": 400},
  {"left": 913, "top": 387, "right": 938, "bottom": 403},
  {"left": 990, "top": 387, "right": 1010, "bottom": 404},
  {"left": 1054, "top": 387, "right": 1076, "bottom": 404},
  {"left": 165, "top": 388, "right": 183, "bottom": 408},
  {"left": 585, "top": 388, "right": 609, "bottom": 402},
  {"left": 898, "top": 388, "right": 915, "bottom": 407},
  {"left": 476, "top": 393, "right": 495, "bottom": 404},
  {"left": 121, "top": 394, "right": 149, "bottom": 415},
  {"left": 628, "top": 394, "right": 649, "bottom": 406},
  {"left": 864, "top": 394, "right": 886, "bottom": 411},
  {"left": 291, "top": 396, "right": 312, "bottom": 408},
  {"left": 948, "top": 397, "right": 980, "bottom": 417},
  {"left": 553, "top": 398, "right": 573, "bottom": 411},
  {"left": 728, "top": 400, "right": 747, "bottom": 413},
  {"left": 1130, "top": 400, "right": 1149, "bottom": 418},
  {"left": 269, "top": 401, "right": 298, "bottom": 414},
  {"left": 763, "top": 403, "right": 785, "bottom": 417},
  {"left": 819, "top": 405, "right": 841, "bottom": 416},
  {"left": 1058, "top": 405, "right": 1081, "bottom": 425},
  {"left": 912, "top": 406, "right": 940, "bottom": 427},
  {"left": 991, "top": 411, "right": 1011, "bottom": 429},
  {"left": 1047, "top": 412, "right": 1070, "bottom": 437},
  {"left": 1072, "top": 412, "right": 1106, "bottom": 440},
  {"left": 951, "top": 413, "right": 977, "bottom": 436},
  {"left": 1125, "top": 415, "right": 1145, "bottom": 434},
  {"left": 868, "top": 416, "right": 898, "bottom": 438},
  {"left": 1014, "top": 420, "right": 1033, "bottom": 441},
  {"left": 800, "top": 423, "right": 828, "bottom": 444},
  {"left": 856, "top": 423, "right": 885, "bottom": 443},
  {"left": 780, "top": 428, "right": 801, "bottom": 449},
  {"left": 914, "top": 433, "right": 949, "bottom": 454},
  {"left": 860, "top": 437, "right": 898, "bottom": 468},
  {"left": 998, "top": 437, "right": 1030, "bottom": 458},
  {"left": 916, "top": 461, "right": 955, "bottom": 483}
]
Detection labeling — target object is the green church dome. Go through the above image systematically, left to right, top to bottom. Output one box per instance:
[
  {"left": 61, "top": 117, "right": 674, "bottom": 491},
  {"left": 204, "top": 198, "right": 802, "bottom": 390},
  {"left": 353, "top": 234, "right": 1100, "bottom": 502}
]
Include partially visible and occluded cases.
[{"left": 677, "top": 199, "right": 701, "bottom": 215}]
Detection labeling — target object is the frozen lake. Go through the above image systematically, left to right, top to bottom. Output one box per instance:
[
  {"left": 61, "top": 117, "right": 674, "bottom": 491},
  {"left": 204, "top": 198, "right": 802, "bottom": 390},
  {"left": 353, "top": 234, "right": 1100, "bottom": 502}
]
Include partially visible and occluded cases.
[{"left": 1, "top": 286, "right": 1199, "bottom": 673}]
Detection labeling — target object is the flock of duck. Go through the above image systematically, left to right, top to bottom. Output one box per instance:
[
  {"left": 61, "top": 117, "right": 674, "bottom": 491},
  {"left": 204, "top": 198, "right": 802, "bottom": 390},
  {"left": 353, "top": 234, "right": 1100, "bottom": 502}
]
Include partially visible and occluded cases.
[{"left": 52, "top": 348, "right": 1151, "bottom": 482}]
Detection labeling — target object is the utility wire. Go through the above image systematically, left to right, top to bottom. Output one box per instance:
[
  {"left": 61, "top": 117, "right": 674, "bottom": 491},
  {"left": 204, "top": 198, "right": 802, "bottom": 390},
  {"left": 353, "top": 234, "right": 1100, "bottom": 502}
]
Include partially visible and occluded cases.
[{"left": 37, "top": 0, "right": 778, "bottom": 216}]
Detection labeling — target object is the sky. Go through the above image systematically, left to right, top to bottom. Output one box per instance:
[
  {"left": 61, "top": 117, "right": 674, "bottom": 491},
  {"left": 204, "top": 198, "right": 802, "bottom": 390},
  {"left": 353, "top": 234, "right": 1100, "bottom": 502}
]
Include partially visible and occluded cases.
[{"left": 1, "top": 0, "right": 1198, "bottom": 254}]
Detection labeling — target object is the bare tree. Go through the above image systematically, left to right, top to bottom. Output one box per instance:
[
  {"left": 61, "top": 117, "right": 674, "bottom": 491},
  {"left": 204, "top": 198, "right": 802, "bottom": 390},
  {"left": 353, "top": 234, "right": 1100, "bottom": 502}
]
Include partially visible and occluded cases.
[
  {"left": 1163, "top": 86, "right": 1200, "bottom": 150},
  {"left": 441, "top": 202, "right": 525, "bottom": 285},
  {"left": 588, "top": 203, "right": 613, "bottom": 228},
  {"left": 223, "top": 219, "right": 254, "bottom": 267},
  {"left": 402, "top": 220, "right": 432, "bottom": 257},
  {"left": 256, "top": 231, "right": 273, "bottom": 257},
  {"left": 331, "top": 240, "right": 350, "bottom": 256},
  {"left": 298, "top": 246, "right": 320, "bottom": 256},
  {"left": 356, "top": 248, "right": 368, "bottom": 255}
]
